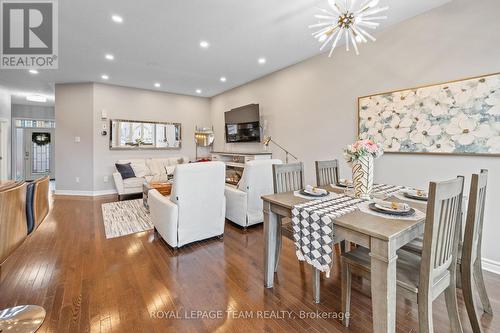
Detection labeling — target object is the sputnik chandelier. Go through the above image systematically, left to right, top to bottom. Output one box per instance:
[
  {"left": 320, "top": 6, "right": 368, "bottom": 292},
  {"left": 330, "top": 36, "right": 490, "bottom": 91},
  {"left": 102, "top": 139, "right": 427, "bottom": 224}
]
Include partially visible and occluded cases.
[{"left": 310, "top": 0, "right": 388, "bottom": 56}]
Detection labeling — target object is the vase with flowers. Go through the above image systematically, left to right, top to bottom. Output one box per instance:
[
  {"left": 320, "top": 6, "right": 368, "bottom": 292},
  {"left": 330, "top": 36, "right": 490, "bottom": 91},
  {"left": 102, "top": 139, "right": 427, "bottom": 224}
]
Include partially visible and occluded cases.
[{"left": 344, "top": 139, "right": 384, "bottom": 199}]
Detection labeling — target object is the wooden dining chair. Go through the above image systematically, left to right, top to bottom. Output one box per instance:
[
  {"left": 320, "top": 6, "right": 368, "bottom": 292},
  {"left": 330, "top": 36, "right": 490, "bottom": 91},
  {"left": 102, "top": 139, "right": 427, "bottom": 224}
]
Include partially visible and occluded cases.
[
  {"left": 315, "top": 159, "right": 340, "bottom": 187},
  {"left": 272, "top": 162, "right": 304, "bottom": 272},
  {"left": 272, "top": 162, "right": 304, "bottom": 194},
  {"left": 461, "top": 170, "right": 492, "bottom": 332},
  {"left": 401, "top": 171, "right": 493, "bottom": 329},
  {"left": 341, "top": 177, "right": 465, "bottom": 333}
]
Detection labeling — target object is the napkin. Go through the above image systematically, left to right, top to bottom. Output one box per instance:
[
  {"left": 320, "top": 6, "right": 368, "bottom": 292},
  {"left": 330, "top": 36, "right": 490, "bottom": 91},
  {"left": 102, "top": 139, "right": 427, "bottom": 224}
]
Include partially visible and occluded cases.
[
  {"left": 305, "top": 185, "right": 327, "bottom": 195},
  {"left": 373, "top": 199, "right": 410, "bottom": 211}
]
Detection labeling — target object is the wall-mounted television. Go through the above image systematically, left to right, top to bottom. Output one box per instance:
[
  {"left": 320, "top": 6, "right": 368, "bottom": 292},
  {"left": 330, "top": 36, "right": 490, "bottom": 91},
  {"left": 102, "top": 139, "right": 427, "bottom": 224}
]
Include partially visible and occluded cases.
[{"left": 224, "top": 104, "right": 260, "bottom": 143}]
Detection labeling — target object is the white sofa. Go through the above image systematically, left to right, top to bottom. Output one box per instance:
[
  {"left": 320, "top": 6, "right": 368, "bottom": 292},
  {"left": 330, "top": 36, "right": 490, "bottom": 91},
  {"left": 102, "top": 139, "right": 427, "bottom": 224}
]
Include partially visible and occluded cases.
[
  {"left": 113, "top": 156, "right": 188, "bottom": 199},
  {"left": 225, "top": 159, "right": 282, "bottom": 228},
  {"left": 149, "top": 161, "right": 226, "bottom": 248}
]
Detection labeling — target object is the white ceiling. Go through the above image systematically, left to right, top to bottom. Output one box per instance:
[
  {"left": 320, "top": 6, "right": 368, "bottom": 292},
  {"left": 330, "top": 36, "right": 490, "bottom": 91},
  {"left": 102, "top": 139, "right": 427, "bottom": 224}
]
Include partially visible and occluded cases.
[{"left": 0, "top": 0, "right": 451, "bottom": 105}]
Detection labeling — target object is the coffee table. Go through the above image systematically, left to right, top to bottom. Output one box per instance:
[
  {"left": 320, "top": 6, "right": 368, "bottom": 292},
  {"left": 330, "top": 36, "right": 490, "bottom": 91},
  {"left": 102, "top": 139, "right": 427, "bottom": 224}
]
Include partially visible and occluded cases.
[{"left": 143, "top": 181, "right": 172, "bottom": 210}]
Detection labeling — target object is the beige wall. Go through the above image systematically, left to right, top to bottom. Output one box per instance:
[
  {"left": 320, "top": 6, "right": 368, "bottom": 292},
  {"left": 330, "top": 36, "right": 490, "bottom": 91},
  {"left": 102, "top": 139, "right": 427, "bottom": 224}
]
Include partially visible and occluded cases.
[
  {"left": 210, "top": 0, "right": 500, "bottom": 266},
  {"left": 55, "top": 83, "right": 211, "bottom": 194},
  {"left": 55, "top": 83, "right": 94, "bottom": 192},
  {"left": 92, "top": 84, "right": 211, "bottom": 192}
]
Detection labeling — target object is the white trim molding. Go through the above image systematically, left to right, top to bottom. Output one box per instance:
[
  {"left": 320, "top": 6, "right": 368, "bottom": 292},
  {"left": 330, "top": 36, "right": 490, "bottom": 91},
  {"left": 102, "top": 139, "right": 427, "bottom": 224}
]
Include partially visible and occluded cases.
[
  {"left": 0, "top": 118, "right": 9, "bottom": 179},
  {"left": 54, "top": 189, "right": 117, "bottom": 197},
  {"left": 482, "top": 258, "right": 500, "bottom": 275}
]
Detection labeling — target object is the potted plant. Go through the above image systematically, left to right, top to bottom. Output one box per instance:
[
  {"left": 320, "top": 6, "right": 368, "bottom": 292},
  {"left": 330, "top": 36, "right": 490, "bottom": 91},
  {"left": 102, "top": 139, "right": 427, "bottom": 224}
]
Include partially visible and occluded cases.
[{"left": 344, "top": 139, "right": 384, "bottom": 199}]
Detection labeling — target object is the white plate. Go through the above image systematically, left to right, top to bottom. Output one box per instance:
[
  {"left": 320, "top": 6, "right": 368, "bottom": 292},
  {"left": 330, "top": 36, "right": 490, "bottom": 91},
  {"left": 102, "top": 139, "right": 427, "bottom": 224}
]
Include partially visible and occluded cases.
[
  {"left": 304, "top": 189, "right": 327, "bottom": 196},
  {"left": 405, "top": 189, "right": 428, "bottom": 199},
  {"left": 375, "top": 203, "right": 411, "bottom": 213}
]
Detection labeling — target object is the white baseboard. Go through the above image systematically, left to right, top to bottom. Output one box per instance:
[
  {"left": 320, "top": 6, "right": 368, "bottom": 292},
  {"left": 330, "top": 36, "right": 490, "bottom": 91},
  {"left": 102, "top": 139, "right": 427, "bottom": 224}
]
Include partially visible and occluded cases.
[
  {"left": 54, "top": 189, "right": 117, "bottom": 197},
  {"left": 94, "top": 189, "right": 118, "bottom": 196},
  {"left": 482, "top": 258, "right": 500, "bottom": 275}
]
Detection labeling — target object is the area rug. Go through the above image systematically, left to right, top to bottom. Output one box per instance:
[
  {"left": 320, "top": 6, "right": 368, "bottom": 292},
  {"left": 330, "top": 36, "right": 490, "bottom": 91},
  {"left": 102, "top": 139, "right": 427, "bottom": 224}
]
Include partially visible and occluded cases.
[{"left": 101, "top": 199, "right": 153, "bottom": 239}]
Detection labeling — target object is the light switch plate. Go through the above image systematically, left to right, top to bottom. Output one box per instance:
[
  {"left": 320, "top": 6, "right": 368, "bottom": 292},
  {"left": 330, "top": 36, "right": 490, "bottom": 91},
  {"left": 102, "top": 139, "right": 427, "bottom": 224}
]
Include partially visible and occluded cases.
[{"left": 75, "top": 136, "right": 81, "bottom": 143}]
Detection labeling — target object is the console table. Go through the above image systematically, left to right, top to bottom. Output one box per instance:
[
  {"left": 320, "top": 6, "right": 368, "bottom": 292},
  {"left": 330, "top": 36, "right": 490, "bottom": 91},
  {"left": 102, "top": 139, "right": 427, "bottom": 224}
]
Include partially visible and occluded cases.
[{"left": 211, "top": 151, "right": 272, "bottom": 185}]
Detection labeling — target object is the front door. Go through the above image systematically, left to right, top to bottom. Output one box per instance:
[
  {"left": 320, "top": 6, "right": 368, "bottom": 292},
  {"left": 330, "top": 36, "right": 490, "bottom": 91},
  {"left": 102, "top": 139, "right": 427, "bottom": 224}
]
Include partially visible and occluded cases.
[{"left": 24, "top": 129, "right": 54, "bottom": 181}]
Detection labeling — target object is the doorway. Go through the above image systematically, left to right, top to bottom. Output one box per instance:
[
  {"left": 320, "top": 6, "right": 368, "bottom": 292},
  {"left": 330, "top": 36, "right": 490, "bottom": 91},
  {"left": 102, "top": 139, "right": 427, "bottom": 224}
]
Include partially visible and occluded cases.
[
  {"left": 13, "top": 119, "right": 55, "bottom": 181},
  {"left": 24, "top": 129, "right": 54, "bottom": 180}
]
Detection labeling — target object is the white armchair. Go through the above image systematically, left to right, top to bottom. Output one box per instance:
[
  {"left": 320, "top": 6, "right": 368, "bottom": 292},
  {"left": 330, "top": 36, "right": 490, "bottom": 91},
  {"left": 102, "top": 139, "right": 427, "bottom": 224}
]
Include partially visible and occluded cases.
[
  {"left": 225, "top": 159, "right": 282, "bottom": 228},
  {"left": 149, "top": 161, "right": 226, "bottom": 248}
]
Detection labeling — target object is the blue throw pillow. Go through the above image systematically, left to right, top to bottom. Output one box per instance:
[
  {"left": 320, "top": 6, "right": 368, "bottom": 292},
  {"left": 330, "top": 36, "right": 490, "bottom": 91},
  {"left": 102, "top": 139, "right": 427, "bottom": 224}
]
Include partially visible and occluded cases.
[
  {"left": 115, "top": 163, "right": 136, "bottom": 179},
  {"left": 26, "top": 182, "right": 35, "bottom": 234}
]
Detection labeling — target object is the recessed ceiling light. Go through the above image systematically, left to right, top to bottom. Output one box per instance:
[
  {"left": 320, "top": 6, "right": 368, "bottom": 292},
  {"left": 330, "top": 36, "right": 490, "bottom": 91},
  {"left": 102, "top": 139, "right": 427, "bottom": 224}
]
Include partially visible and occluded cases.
[
  {"left": 111, "top": 15, "right": 123, "bottom": 23},
  {"left": 199, "top": 41, "right": 210, "bottom": 48},
  {"left": 105, "top": 54, "right": 114, "bottom": 60},
  {"left": 258, "top": 57, "right": 267, "bottom": 64},
  {"left": 29, "top": 69, "right": 39, "bottom": 74},
  {"left": 101, "top": 74, "right": 109, "bottom": 80},
  {"left": 220, "top": 77, "right": 227, "bottom": 82},
  {"left": 154, "top": 82, "right": 161, "bottom": 88},
  {"left": 196, "top": 89, "right": 202, "bottom": 94},
  {"left": 26, "top": 95, "right": 47, "bottom": 103}
]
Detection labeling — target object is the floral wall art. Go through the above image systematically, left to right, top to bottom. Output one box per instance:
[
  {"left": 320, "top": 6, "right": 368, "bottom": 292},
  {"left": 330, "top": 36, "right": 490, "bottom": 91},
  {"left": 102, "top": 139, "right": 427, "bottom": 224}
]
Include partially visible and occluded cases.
[{"left": 358, "top": 72, "right": 500, "bottom": 156}]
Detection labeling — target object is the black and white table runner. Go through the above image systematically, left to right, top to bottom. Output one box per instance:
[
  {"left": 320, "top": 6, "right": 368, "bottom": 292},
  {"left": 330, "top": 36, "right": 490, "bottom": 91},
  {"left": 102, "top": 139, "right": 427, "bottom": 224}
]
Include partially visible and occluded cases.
[{"left": 291, "top": 184, "right": 404, "bottom": 277}]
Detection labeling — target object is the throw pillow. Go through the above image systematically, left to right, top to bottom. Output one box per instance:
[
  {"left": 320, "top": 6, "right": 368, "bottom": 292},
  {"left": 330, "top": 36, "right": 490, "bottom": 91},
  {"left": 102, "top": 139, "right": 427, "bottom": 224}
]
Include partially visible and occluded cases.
[
  {"left": 146, "top": 159, "right": 163, "bottom": 175},
  {"left": 131, "top": 162, "right": 150, "bottom": 178},
  {"left": 115, "top": 163, "right": 136, "bottom": 179},
  {"left": 165, "top": 165, "right": 176, "bottom": 175}
]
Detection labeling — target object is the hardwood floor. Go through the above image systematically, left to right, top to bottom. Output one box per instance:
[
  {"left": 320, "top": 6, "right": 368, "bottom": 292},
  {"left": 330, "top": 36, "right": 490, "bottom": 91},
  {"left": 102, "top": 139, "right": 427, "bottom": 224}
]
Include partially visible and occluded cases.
[{"left": 1, "top": 195, "right": 499, "bottom": 332}]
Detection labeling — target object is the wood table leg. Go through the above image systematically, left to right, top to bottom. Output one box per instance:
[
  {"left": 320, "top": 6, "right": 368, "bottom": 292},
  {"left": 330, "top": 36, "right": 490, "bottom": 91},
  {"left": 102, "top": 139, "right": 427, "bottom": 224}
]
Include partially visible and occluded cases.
[
  {"left": 264, "top": 201, "right": 279, "bottom": 288},
  {"left": 370, "top": 238, "right": 397, "bottom": 333},
  {"left": 313, "top": 268, "right": 320, "bottom": 303}
]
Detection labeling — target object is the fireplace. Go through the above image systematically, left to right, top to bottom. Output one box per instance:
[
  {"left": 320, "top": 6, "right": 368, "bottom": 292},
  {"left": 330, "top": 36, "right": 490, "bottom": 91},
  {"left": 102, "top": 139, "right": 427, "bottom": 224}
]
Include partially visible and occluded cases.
[{"left": 225, "top": 165, "right": 243, "bottom": 186}]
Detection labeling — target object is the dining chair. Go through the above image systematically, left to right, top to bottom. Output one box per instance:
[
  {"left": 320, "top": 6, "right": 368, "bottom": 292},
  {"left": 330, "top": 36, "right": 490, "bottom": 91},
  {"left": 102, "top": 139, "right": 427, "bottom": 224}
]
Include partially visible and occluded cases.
[
  {"left": 315, "top": 159, "right": 340, "bottom": 187},
  {"left": 272, "top": 162, "right": 304, "bottom": 272},
  {"left": 272, "top": 162, "right": 304, "bottom": 194},
  {"left": 461, "top": 170, "right": 492, "bottom": 333},
  {"left": 402, "top": 171, "right": 493, "bottom": 325},
  {"left": 341, "top": 177, "right": 465, "bottom": 333}
]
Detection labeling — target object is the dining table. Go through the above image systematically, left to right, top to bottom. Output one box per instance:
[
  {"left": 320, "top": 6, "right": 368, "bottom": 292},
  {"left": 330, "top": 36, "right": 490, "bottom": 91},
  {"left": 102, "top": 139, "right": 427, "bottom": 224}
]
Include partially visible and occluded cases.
[{"left": 262, "top": 185, "right": 427, "bottom": 333}]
